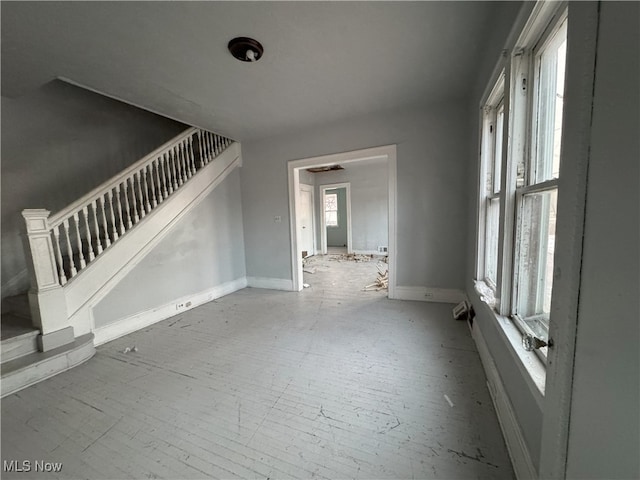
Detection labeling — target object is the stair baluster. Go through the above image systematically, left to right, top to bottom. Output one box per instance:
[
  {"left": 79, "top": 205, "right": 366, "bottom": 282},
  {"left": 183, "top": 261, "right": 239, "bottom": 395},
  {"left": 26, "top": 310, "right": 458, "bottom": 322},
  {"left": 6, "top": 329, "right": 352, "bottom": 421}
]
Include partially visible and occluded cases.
[
  {"left": 188, "top": 137, "right": 197, "bottom": 176},
  {"left": 169, "top": 149, "right": 179, "bottom": 191},
  {"left": 160, "top": 154, "right": 170, "bottom": 197},
  {"left": 153, "top": 158, "right": 163, "bottom": 204},
  {"left": 142, "top": 168, "right": 152, "bottom": 213},
  {"left": 135, "top": 171, "right": 146, "bottom": 218},
  {"left": 127, "top": 177, "right": 140, "bottom": 224},
  {"left": 122, "top": 182, "right": 133, "bottom": 229},
  {"left": 114, "top": 184, "right": 126, "bottom": 236},
  {"left": 107, "top": 190, "right": 118, "bottom": 241},
  {"left": 98, "top": 195, "right": 111, "bottom": 247},
  {"left": 91, "top": 200, "right": 104, "bottom": 254},
  {"left": 81, "top": 206, "right": 95, "bottom": 261},
  {"left": 72, "top": 212, "right": 87, "bottom": 269},
  {"left": 62, "top": 218, "right": 77, "bottom": 277},
  {"left": 51, "top": 225, "right": 67, "bottom": 285}
]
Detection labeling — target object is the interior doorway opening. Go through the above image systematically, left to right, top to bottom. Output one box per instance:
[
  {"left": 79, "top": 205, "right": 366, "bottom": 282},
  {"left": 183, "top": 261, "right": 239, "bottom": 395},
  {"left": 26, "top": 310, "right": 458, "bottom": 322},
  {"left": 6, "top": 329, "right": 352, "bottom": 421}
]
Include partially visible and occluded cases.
[{"left": 287, "top": 145, "right": 397, "bottom": 298}]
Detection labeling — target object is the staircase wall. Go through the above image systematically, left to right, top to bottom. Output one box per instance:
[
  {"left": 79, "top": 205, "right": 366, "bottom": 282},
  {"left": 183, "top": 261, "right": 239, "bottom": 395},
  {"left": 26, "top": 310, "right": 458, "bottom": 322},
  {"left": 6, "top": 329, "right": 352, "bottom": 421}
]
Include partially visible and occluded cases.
[
  {"left": 1, "top": 80, "right": 186, "bottom": 301},
  {"left": 90, "top": 168, "right": 246, "bottom": 344}
]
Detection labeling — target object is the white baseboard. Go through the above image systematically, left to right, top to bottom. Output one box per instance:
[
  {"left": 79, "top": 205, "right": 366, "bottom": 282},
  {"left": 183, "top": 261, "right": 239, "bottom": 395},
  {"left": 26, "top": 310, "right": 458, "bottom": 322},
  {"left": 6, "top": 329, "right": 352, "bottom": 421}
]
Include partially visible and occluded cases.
[
  {"left": 93, "top": 277, "right": 247, "bottom": 346},
  {"left": 246, "top": 277, "right": 294, "bottom": 291},
  {"left": 394, "top": 286, "right": 466, "bottom": 304},
  {"left": 472, "top": 322, "right": 538, "bottom": 480}
]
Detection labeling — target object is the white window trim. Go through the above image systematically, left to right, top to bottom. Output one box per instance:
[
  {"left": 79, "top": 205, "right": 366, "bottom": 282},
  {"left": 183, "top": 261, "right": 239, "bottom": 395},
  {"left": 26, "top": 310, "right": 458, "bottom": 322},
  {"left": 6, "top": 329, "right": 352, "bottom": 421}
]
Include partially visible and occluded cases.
[
  {"left": 475, "top": 1, "right": 568, "bottom": 369},
  {"left": 476, "top": 70, "right": 506, "bottom": 300}
]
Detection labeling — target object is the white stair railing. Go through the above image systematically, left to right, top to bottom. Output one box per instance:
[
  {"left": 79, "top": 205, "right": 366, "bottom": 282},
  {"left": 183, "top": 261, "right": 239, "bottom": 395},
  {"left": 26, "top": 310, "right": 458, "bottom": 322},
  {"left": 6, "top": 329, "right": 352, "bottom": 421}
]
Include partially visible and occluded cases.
[{"left": 23, "top": 128, "right": 233, "bottom": 289}]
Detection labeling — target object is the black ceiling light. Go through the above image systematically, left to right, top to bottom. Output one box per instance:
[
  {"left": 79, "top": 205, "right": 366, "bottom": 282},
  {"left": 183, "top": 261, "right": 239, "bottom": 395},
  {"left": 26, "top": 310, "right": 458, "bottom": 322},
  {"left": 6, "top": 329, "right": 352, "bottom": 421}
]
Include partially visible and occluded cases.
[{"left": 228, "top": 37, "right": 264, "bottom": 62}]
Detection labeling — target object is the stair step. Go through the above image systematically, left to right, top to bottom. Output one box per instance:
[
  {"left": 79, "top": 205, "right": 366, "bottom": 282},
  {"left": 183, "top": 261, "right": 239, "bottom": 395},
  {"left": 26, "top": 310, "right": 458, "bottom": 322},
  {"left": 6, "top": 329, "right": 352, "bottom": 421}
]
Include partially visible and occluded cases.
[
  {"left": 1, "top": 314, "right": 39, "bottom": 363},
  {"left": 1, "top": 333, "right": 95, "bottom": 398}
]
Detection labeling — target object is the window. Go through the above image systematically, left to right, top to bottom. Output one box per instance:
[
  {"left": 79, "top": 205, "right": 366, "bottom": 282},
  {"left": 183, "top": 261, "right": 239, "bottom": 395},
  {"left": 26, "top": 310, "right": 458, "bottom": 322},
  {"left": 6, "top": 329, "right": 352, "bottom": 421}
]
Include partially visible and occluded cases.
[
  {"left": 476, "top": 5, "right": 568, "bottom": 359},
  {"left": 513, "top": 16, "right": 566, "bottom": 343},
  {"left": 479, "top": 75, "right": 505, "bottom": 293},
  {"left": 324, "top": 193, "right": 338, "bottom": 227}
]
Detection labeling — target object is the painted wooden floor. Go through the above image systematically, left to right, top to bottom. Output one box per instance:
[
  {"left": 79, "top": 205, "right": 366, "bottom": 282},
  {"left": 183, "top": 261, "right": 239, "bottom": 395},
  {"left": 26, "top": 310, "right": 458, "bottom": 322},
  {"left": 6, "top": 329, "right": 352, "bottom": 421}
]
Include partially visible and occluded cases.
[{"left": 1, "top": 258, "right": 514, "bottom": 479}]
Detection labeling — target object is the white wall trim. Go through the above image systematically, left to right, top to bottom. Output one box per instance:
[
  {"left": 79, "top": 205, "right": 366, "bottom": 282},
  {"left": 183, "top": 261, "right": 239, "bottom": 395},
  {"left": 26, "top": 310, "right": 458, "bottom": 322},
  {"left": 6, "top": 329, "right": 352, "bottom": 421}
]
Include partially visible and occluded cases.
[
  {"left": 288, "top": 145, "right": 397, "bottom": 297},
  {"left": 319, "top": 182, "right": 352, "bottom": 254},
  {"left": 92, "top": 277, "right": 247, "bottom": 346},
  {"left": 246, "top": 277, "right": 294, "bottom": 291},
  {"left": 394, "top": 286, "right": 466, "bottom": 304},
  {"left": 472, "top": 321, "right": 538, "bottom": 480}
]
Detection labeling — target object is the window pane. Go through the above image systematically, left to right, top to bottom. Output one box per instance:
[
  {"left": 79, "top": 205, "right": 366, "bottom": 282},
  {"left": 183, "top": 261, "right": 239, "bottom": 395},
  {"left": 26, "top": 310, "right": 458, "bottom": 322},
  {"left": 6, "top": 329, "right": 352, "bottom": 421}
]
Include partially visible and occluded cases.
[
  {"left": 533, "top": 20, "right": 567, "bottom": 183},
  {"left": 493, "top": 104, "right": 504, "bottom": 194},
  {"left": 515, "top": 188, "right": 557, "bottom": 340},
  {"left": 325, "top": 193, "right": 337, "bottom": 211},
  {"left": 485, "top": 197, "right": 500, "bottom": 287},
  {"left": 325, "top": 211, "right": 338, "bottom": 227}
]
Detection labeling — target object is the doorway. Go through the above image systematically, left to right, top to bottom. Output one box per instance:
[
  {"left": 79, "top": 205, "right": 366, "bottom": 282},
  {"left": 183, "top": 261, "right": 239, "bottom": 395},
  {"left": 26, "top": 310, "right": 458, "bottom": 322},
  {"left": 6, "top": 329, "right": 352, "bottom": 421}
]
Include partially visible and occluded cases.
[
  {"left": 287, "top": 145, "right": 397, "bottom": 297},
  {"left": 320, "top": 183, "right": 351, "bottom": 255}
]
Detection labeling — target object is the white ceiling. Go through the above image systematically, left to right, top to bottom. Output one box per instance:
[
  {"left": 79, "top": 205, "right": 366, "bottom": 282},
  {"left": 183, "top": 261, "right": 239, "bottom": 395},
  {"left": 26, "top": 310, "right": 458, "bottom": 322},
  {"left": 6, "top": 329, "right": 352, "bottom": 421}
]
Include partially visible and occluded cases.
[{"left": 2, "top": 1, "right": 503, "bottom": 141}]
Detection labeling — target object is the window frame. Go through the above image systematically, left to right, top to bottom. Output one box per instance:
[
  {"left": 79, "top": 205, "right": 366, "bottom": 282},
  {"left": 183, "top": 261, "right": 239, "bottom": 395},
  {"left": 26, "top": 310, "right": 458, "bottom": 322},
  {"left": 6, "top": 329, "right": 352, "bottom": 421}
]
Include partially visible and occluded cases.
[
  {"left": 475, "top": 2, "right": 568, "bottom": 366},
  {"left": 477, "top": 73, "right": 506, "bottom": 297},
  {"left": 324, "top": 192, "right": 339, "bottom": 228}
]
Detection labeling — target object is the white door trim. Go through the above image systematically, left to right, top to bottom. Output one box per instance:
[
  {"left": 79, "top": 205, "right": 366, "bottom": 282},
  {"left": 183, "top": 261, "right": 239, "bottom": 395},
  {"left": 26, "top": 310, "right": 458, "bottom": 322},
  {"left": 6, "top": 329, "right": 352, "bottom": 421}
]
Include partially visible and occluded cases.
[
  {"left": 287, "top": 145, "right": 397, "bottom": 297},
  {"left": 319, "top": 183, "right": 351, "bottom": 255}
]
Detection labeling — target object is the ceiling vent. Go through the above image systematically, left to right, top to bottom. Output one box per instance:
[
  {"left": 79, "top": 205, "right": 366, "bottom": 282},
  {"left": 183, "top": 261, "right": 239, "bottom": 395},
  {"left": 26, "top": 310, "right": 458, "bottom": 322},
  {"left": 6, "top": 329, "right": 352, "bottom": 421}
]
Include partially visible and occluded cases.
[{"left": 228, "top": 37, "right": 264, "bottom": 62}]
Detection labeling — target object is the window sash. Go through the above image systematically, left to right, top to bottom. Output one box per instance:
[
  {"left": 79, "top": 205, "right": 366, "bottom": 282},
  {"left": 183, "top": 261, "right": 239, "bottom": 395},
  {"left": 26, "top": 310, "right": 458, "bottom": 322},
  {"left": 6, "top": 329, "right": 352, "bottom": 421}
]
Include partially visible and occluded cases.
[
  {"left": 512, "top": 185, "right": 557, "bottom": 346},
  {"left": 325, "top": 193, "right": 338, "bottom": 227}
]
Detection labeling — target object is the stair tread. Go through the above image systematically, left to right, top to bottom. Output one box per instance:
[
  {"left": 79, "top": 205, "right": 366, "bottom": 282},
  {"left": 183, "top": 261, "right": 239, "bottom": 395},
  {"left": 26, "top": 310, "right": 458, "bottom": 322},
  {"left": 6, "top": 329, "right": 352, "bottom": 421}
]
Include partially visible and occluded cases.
[
  {"left": 1, "top": 314, "right": 38, "bottom": 341},
  {"left": 1, "top": 333, "right": 94, "bottom": 377}
]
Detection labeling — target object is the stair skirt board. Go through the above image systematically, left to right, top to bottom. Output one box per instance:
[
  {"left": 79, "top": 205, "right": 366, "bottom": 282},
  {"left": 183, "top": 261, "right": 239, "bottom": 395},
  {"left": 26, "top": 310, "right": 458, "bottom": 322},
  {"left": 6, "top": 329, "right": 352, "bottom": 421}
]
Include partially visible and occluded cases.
[
  {"left": 63, "top": 145, "right": 242, "bottom": 333},
  {"left": 92, "top": 278, "right": 247, "bottom": 346},
  {"left": 1, "top": 333, "right": 95, "bottom": 398}
]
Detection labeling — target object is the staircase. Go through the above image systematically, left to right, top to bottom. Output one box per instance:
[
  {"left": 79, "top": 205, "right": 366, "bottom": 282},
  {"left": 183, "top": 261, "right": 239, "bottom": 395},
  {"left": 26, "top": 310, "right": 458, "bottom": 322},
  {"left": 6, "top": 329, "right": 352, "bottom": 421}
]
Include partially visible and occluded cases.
[{"left": 2, "top": 127, "right": 240, "bottom": 397}]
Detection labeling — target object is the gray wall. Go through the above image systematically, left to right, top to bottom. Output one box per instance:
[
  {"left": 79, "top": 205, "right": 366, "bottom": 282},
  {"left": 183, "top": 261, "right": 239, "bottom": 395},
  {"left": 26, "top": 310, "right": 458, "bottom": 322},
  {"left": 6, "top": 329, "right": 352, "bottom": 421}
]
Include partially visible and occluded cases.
[
  {"left": 466, "top": 2, "right": 639, "bottom": 477},
  {"left": 565, "top": 3, "right": 639, "bottom": 478},
  {"left": 1, "top": 80, "right": 185, "bottom": 299},
  {"left": 241, "top": 103, "right": 470, "bottom": 288},
  {"left": 313, "top": 160, "right": 388, "bottom": 253},
  {"left": 93, "top": 168, "right": 246, "bottom": 327},
  {"left": 325, "top": 188, "right": 347, "bottom": 247}
]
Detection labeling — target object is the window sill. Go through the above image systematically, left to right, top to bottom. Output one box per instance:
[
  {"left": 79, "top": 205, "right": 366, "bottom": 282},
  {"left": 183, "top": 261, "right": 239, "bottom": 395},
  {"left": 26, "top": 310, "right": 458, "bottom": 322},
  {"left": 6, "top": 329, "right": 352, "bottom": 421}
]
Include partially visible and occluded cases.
[{"left": 472, "top": 281, "right": 546, "bottom": 410}]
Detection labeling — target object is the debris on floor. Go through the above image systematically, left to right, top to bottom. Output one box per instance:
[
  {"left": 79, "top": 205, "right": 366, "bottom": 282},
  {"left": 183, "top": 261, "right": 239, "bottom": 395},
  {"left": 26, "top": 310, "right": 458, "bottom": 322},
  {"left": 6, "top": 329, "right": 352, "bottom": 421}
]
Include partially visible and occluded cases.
[
  {"left": 330, "top": 253, "right": 374, "bottom": 263},
  {"left": 364, "top": 264, "right": 389, "bottom": 291},
  {"left": 303, "top": 267, "right": 317, "bottom": 274},
  {"left": 303, "top": 283, "right": 311, "bottom": 288},
  {"left": 123, "top": 346, "right": 138, "bottom": 353}
]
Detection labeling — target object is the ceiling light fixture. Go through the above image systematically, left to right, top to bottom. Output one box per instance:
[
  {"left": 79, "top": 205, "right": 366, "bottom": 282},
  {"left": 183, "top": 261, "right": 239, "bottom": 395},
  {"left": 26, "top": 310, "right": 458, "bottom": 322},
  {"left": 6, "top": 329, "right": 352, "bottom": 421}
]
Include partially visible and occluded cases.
[{"left": 228, "top": 37, "right": 264, "bottom": 62}]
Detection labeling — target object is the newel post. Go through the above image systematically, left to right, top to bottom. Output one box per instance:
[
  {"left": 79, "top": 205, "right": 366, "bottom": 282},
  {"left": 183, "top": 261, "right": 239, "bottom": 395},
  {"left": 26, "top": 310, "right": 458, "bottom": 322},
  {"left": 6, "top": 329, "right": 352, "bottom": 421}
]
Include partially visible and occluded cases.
[{"left": 22, "top": 209, "right": 74, "bottom": 351}]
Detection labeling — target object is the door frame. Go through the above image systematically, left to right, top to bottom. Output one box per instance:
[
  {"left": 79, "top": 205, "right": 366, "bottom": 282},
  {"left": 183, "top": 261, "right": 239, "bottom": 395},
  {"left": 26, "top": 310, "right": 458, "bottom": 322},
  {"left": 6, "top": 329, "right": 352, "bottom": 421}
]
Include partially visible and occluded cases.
[
  {"left": 287, "top": 144, "right": 397, "bottom": 297},
  {"left": 299, "top": 183, "right": 316, "bottom": 257},
  {"left": 319, "top": 183, "right": 351, "bottom": 255}
]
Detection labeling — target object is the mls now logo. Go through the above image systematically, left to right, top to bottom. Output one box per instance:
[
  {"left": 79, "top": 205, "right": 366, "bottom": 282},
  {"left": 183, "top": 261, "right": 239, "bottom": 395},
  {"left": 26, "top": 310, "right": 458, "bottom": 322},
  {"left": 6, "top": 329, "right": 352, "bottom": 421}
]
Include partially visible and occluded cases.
[{"left": 3, "top": 460, "right": 63, "bottom": 473}]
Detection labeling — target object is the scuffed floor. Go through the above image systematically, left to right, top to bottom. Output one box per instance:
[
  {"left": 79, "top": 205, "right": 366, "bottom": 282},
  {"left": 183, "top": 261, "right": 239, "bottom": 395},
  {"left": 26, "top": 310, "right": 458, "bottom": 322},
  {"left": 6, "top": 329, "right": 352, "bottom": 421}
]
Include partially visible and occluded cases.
[{"left": 1, "top": 263, "right": 513, "bottom": 479}]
